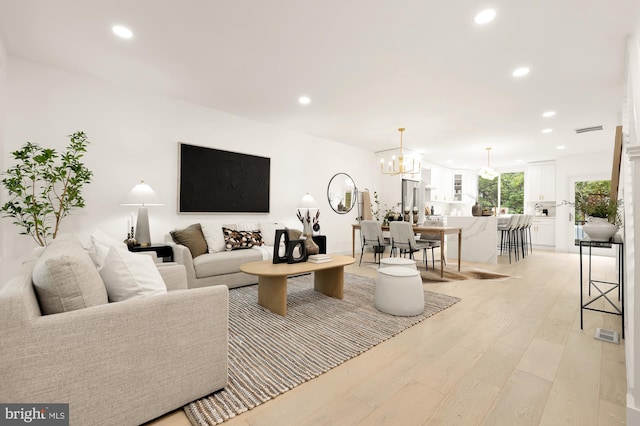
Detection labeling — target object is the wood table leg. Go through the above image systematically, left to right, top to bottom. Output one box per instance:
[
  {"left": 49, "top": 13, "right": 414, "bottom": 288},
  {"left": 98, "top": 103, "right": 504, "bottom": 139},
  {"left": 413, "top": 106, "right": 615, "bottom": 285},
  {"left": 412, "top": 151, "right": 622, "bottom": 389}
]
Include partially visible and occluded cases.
[
  {"left": 314, "top": 266, "right": 344, "bottom": 299},
  {"left": 258, "top": 275, "right": 288, "bottom": 316}
]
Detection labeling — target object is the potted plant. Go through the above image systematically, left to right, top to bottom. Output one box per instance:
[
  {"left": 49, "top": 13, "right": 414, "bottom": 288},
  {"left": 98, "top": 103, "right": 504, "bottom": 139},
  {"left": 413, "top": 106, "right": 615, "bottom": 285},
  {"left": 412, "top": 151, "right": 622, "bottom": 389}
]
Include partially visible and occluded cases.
[
  {"left": 1, "top": 131, "right": 93, "bottom": 246},
  {"left": 575, "top": 193, "right": 622, "bottom": 241}
]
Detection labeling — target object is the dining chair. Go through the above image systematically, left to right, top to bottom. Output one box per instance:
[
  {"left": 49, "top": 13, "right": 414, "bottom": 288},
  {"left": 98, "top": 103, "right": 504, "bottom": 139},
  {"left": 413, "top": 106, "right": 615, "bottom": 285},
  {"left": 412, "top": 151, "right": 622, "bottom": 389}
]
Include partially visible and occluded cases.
[
  {"left": 359, "top": 220, "right": 390, "bottom": 266},
  {"left": 417, "top": 220, "right": 446, "bottom": 270},
  {"left": 389, "top": 221, "right": 430, "bottom": 267}
]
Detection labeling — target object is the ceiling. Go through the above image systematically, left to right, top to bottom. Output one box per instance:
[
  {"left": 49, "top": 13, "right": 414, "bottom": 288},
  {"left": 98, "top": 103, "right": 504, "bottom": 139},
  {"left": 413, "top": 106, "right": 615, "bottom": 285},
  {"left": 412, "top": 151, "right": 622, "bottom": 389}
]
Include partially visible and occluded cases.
[{"left": 1, "top": 0, "right": 639, "bottom": 171}]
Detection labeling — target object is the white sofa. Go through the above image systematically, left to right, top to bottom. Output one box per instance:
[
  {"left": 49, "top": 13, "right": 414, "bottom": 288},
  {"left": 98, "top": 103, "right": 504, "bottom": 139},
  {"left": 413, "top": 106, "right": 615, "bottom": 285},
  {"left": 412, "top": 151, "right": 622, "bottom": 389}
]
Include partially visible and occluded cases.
[
  {"left": 166, "top": 221, "right": 299, "bottom": 289},
  {"left": 0, "top": 235, "right": 229, "bottom": 426}
]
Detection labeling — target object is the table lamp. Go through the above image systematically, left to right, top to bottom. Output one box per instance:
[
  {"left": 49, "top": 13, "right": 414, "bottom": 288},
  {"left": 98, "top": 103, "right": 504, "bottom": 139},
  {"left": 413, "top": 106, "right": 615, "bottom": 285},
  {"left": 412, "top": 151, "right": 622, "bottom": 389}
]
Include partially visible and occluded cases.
[{"left": 121, "top": 180, "right": 164, "bottom": 246}]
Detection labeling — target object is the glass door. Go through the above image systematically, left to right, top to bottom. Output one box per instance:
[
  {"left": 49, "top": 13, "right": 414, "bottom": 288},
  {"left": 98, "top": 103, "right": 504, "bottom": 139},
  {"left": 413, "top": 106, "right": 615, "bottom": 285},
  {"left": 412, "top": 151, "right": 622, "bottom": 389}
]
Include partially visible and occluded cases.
[{"left": 567, "top": 176, "right": 614, "bottom": 255}]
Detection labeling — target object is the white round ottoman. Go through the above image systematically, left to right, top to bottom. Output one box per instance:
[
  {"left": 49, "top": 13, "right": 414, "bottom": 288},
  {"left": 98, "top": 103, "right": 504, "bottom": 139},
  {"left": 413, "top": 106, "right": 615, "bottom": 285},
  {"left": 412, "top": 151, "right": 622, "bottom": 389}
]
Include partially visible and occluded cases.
[
  {"left": 380, "top": 257, "right": 417, "bottom": 269},
  {"left": 375, "top": 266, "right": 425, "bottom": 316}
]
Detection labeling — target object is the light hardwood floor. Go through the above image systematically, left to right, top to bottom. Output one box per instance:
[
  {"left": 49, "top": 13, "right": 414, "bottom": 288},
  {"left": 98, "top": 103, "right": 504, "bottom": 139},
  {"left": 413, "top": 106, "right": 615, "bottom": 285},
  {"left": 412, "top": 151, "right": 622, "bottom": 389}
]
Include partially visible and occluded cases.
[{"left": 148, "top": 248, "right": 627, "bottom": 426}]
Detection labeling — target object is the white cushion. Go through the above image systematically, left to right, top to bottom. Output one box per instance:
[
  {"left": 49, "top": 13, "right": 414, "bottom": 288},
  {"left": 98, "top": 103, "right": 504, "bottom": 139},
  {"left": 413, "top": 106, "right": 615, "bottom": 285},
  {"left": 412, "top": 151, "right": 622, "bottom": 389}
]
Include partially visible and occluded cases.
[
  {"left": 259, "top": 222, "right": 287, "bottom": 246},
  {"left": 200, "top": 223, "right": 226, "bottom": 253},
  {"left": 86, "top": 229, "right": 128, "bottom": 269},
  {"left": 99, "top": 247, "right": 167, "bottom": 302}
]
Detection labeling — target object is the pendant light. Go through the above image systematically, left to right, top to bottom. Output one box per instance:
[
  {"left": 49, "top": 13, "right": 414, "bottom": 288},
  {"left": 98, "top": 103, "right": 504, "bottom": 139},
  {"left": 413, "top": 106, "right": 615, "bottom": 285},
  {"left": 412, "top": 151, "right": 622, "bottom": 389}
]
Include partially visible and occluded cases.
[
  {"left": 380, "top": 128, "right": 421, "bottom": 176},
  {"left": 479, "top": 147, "right": 498, "bottom": 180}
]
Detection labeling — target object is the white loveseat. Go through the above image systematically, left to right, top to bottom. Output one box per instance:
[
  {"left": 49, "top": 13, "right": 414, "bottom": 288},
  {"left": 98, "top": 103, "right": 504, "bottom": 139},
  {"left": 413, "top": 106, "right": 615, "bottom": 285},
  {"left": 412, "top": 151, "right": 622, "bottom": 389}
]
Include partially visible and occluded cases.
[{"left": 166, "top": 221, "right": 299, "bottom": 289}]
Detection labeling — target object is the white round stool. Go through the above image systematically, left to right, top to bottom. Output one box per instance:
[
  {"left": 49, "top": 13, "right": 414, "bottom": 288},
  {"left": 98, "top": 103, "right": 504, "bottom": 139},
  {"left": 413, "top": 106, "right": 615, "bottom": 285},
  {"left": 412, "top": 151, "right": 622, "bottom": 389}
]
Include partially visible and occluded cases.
[
  {"left": 380, "top": 257, "right": 417, "bottom": 269},
  {"left": 375, "top": 266, "right": 425, "bottom": 316}
]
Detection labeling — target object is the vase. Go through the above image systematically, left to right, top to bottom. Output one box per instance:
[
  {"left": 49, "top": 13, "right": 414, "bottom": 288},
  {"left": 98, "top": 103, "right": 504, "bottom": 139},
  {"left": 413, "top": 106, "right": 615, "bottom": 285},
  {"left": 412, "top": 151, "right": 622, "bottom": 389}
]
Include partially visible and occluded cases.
[
  {"left": 472, "top": 203, "right": 482, "bottom": 217},
  {"left": 582, "top": 217, "right": 618, "bottom": 241},
  {"left": 302, "top": 222, "right": 319, "bottom": 255}
]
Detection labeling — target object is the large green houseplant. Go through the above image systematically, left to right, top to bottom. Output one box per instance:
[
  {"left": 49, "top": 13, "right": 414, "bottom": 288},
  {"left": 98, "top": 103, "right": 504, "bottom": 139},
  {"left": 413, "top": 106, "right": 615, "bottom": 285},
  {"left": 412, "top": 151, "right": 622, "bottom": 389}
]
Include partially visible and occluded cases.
[{"left": 1, "top": 131, "right": 93, "bottom": 246}]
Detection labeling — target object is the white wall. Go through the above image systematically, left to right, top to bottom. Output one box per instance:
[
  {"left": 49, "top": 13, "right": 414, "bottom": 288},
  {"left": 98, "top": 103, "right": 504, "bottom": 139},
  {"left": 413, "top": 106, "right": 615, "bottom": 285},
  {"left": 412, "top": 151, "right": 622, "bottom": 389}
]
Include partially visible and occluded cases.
[
  {"left": 623, "top": 31, "right": 640, "bottom": 425},
  {"left": 0, "top": 35, "right": 7, "bottom": 280},
  {"left": 2, "top": 57, "right": 381, "bottom": 280}
]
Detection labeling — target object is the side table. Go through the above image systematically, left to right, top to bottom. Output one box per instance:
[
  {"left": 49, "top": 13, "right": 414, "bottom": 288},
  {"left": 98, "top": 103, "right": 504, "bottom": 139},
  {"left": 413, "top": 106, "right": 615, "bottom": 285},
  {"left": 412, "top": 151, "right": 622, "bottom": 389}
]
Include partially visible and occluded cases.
[
  {"left": 579, "top": 237, "right": 624, "bottom": 339},
  {"left": 129, "top": 244, "right": 174, "bottom": 263}
]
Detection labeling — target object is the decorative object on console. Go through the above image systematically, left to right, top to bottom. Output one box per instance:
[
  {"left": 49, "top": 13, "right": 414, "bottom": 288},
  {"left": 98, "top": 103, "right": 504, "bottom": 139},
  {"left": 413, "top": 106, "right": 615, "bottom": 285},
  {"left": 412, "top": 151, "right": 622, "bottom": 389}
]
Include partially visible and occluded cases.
[
  {"left": 379, "top": 128, "right": 421, "bottom": 176},
  {"left": 1, "top": 131, "right": 93, "bottom": 246},
  {"left": 479, "top": 147, "right": 498, "bottom": 180},
  {"left": 122, "top": 180, "right": 164, "bottom": 247},
  {"left": 297, "top": 193, "right": 320, "bottom": 256},
  {"left": 472, "top": 202, "right": 483, "bottom": 216}
]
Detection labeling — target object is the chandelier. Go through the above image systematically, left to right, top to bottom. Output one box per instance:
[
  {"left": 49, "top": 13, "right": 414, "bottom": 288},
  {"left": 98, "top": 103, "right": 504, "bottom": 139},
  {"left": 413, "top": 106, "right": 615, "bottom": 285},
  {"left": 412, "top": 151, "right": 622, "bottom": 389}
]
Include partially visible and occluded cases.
[
  {"left": 380, "top": 128, "right": 421, "bottom": 176},
  {"left": 479, "top": 147, "right": 498, "bottom": 180}
]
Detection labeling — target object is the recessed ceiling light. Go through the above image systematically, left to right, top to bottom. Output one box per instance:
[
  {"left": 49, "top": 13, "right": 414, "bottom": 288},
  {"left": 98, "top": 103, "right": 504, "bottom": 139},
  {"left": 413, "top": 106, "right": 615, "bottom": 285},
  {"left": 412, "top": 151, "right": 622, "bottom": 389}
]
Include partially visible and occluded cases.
[
  {"left": 474, "top": 9, "right": 496, "bottom": 24},
  {"left": 112, "top": 25, "right": 133, "bottom": 39},
  {"left": 512, "top": 67, "right": 530, "bottom": 77},
  {"left": 298, "top": 96, "right": 311, "bottom": 105},
  {"left": 543, "top": 111, "right": 556, "bottom": 118},
  {"left": 542, "top": 128, "right": 553, "bottom": 134},
  {"left": 557, "top": 145, "right": 566, "bottom": 150},
  {"left": 446, "top": 159, "right": 453, "bottom": 164},
  {"left": 516, "top": 159, "right": 523, "bottom": 163}
]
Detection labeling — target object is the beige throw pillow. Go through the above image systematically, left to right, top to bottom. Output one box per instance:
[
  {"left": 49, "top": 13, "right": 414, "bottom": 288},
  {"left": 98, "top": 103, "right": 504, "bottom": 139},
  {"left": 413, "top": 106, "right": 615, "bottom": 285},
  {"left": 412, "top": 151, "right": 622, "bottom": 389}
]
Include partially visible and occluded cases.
[{"left": 32, "top": 236, "right": 108, "bottom": 315}]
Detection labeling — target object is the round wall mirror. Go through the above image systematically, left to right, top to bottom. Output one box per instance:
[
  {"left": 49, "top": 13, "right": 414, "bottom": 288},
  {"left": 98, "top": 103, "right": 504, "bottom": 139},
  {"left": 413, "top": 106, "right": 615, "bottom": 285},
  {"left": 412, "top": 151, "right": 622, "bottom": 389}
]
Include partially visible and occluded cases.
[{"left": 327, "top": 173, "right": 357, "bottom": 214}]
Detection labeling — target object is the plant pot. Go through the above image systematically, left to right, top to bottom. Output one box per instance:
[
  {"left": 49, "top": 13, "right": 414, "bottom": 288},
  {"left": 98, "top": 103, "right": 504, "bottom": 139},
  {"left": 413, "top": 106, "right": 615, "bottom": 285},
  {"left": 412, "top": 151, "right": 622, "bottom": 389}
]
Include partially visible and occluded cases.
[{"left": 582, "top": 217, "right": 618, "bottom": 241}]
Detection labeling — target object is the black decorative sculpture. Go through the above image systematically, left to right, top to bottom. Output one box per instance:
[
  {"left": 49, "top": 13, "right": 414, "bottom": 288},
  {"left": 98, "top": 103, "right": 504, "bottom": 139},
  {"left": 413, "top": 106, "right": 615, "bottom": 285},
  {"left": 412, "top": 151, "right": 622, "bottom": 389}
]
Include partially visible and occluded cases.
[
  {"left": 272, "top": 229, "right": 289, "bottom": 264},
  {"left": 286, "top": 239, "right": 307, "bottom": 264}
]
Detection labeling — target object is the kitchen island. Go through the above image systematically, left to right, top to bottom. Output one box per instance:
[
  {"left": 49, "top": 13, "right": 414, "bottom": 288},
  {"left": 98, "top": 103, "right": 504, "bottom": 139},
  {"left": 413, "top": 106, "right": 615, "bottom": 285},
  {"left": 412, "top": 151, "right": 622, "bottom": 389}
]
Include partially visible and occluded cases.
[{"left": 445, "top": 216, "right": 497, "bottom": 264}]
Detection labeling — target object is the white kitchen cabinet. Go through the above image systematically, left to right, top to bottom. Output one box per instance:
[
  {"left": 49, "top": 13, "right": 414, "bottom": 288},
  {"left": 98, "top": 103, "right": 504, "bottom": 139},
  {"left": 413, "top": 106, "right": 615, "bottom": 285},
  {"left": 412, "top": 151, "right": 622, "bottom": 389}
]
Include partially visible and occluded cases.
[
  {"left": 526, "top": 163, "right": 556, "bottom": 201},
  {"left": 427, "top": 166, "right": 453, "bottom": 202},
  {"left": 531, "top": 217, "right": 555, "bottom": 246}
]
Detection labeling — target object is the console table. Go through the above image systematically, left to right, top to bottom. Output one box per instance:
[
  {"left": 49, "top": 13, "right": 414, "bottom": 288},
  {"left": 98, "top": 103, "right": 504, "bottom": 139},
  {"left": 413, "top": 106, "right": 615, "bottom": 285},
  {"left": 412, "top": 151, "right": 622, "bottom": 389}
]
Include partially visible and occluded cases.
[
  {"left": 352, "top": 224, "right": 462, "bottom": 278},
  {"left": 579, "top": 237, "right": 624, "bottom": 339},
  {"left": 129, "top": 244, "right": 174, "bottom": 263}
]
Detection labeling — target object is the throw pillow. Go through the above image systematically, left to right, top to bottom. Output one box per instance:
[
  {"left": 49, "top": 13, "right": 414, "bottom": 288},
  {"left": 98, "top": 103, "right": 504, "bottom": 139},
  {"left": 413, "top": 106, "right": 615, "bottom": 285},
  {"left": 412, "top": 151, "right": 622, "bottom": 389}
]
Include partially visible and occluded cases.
[
  {"left": 259, "top": 222, "right": 287, "bottom": 246},
  {"left": 170, "top": 223, "right": 208, "bottom": 258},
  {"left": 200, "top": 223, "right": 226, "bottom": 253},
  {"left": 222, "top": 227, "right": 264, "bottom": 250},
  {"left": 86, "top": 228, "right": 128, "bottom": 269},
  {"left": 32, "top": 236, "right": 109, "bottom": 315},
  {"left": 99, "top": 246, "right": 167, "bottom": 302}
]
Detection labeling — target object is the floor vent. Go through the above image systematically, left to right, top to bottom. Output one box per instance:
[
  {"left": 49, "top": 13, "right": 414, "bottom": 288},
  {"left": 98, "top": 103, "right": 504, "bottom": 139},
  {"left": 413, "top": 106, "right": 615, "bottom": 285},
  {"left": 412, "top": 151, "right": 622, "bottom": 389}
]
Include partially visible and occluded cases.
[
  {"left": 575, "top": 125, "right": 604, "bottom": 134},
  {"left": 594, "top": 328, "right": 619, "bottom": 344}
]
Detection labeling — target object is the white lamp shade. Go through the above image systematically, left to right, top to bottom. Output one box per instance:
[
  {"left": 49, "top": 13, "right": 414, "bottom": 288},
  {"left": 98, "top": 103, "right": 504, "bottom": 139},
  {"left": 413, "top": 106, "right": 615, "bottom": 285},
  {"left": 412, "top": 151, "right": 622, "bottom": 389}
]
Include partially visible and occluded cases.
[
  {"left": 121, "top": 181, "right": 164, "bottom": 206},
  {"left": 297, "top": 193, "right": 319, "bottom": 209}
]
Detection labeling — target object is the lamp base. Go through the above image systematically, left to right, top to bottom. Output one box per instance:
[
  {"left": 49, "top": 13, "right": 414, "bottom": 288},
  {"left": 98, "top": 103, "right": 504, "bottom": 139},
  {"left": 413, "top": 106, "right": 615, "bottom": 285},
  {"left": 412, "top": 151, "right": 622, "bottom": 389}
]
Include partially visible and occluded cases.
[{"left": 134, "top": 207, "right": 152, "bottom": 247}]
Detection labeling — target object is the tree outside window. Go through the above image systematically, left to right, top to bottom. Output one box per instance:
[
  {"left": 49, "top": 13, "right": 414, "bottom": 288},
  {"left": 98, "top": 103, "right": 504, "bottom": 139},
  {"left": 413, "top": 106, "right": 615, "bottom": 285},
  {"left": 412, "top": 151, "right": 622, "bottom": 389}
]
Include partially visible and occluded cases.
[{"left": 478, "top": 172, "right": 524, "bottom": 214}]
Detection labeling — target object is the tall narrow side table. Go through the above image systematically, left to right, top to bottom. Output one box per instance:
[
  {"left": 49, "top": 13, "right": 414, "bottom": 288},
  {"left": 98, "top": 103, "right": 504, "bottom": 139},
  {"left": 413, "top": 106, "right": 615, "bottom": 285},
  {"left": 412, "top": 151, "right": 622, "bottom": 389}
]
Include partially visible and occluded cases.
[{"left": 579, "top": 237, "right": 624, "bottom": 339}]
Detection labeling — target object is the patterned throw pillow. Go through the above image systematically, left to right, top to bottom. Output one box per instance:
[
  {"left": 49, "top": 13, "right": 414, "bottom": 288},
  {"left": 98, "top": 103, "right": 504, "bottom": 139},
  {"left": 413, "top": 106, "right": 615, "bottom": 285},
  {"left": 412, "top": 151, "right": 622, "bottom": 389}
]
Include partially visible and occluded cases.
[{"left": 222, "top": 227, "right": 263, "bottom": 250}]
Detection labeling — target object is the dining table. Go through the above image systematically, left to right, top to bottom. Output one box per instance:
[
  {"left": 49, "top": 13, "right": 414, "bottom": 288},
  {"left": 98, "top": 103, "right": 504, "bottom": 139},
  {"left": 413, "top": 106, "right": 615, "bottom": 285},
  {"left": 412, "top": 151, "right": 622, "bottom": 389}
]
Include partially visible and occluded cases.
[{"left": 351, "top": 223, "right": 463, "bottom": 278}]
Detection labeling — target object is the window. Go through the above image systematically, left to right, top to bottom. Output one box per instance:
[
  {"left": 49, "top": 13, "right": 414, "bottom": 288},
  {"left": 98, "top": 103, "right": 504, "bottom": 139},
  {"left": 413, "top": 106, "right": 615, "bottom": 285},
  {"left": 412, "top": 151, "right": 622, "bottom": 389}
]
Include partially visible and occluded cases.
[{"left": 478, "top": 172, "right": 524, "bottom": 214}]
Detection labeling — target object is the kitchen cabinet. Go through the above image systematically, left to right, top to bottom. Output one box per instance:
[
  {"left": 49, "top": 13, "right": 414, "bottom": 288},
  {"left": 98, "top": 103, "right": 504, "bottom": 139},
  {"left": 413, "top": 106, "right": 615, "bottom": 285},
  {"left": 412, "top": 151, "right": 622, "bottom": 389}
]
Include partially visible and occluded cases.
[
  {"left": 526, "top": 163, "right": 556, "bottom": 201},
  {"left": 426, "top": 166, "right": 453, "bottom": 202},
  {"left": 531, "top": 217, "right": 555, "bottom": 246}
]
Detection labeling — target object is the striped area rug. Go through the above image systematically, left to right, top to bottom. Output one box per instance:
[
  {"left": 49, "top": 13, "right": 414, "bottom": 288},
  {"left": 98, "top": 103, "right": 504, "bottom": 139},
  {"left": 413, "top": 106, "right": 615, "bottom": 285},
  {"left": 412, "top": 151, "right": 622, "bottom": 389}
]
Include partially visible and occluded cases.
[{"left": 184, "top": 272, "right": 460, "bottom": 425}]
